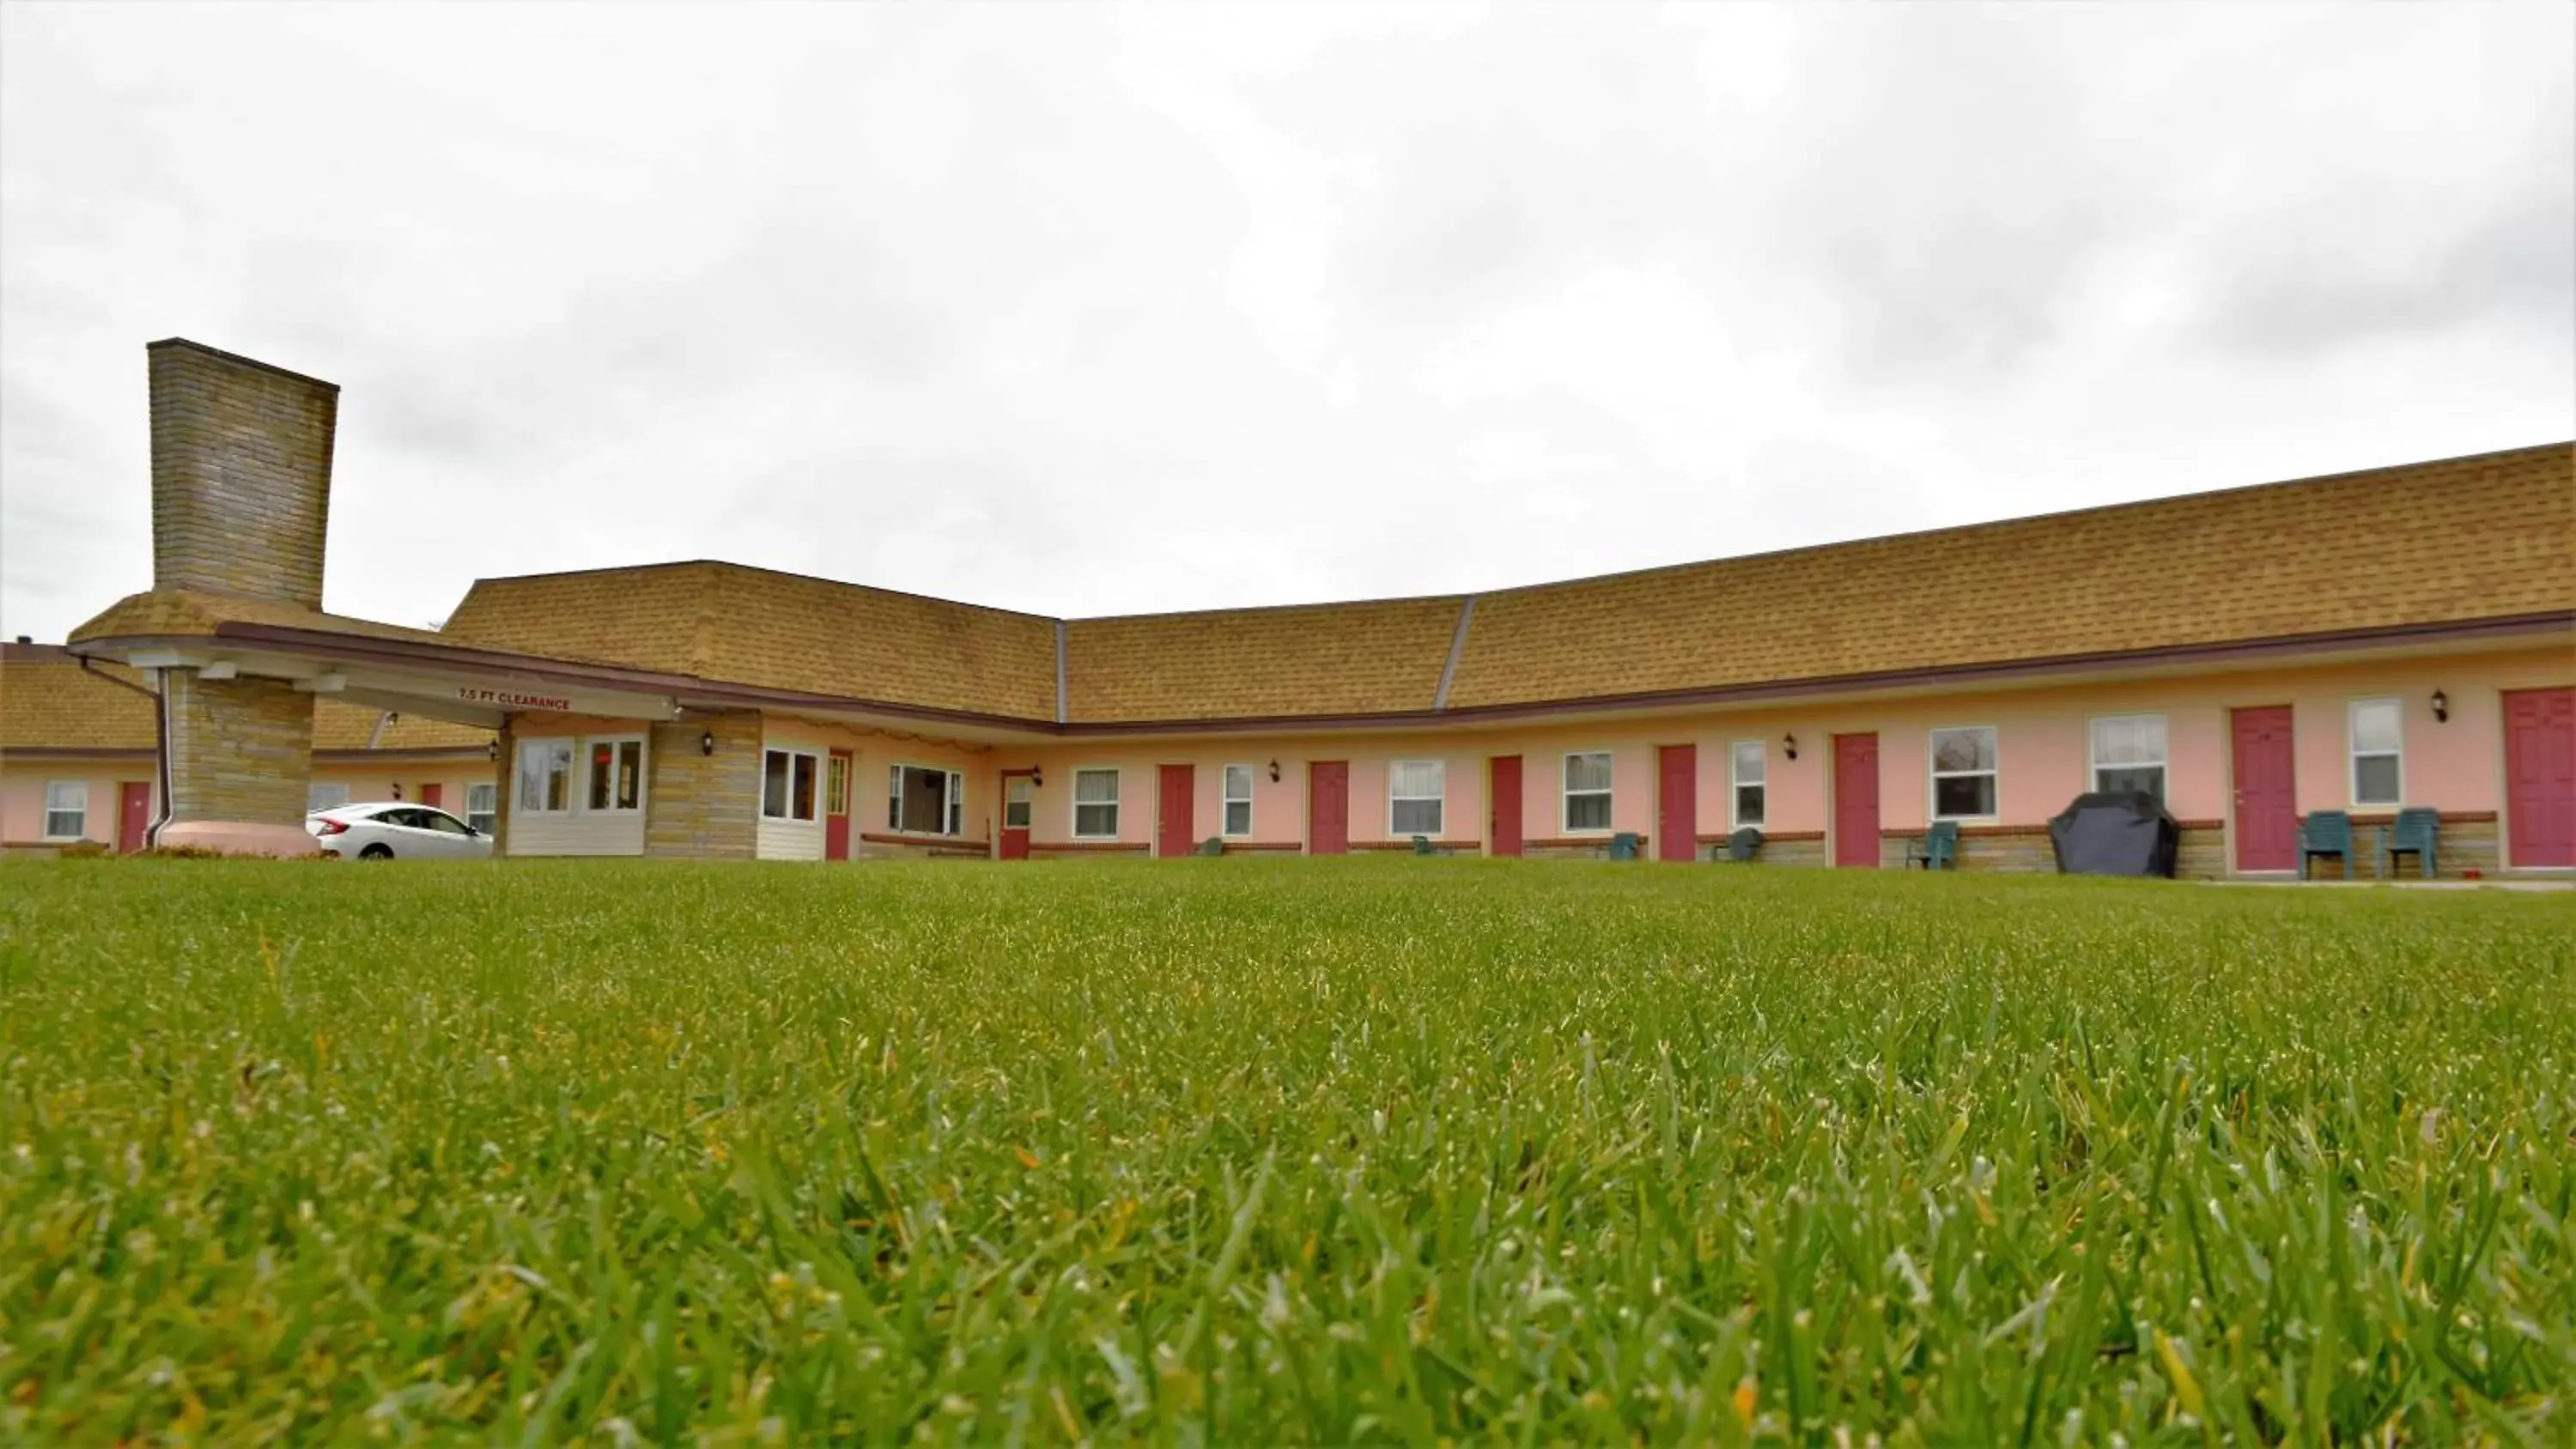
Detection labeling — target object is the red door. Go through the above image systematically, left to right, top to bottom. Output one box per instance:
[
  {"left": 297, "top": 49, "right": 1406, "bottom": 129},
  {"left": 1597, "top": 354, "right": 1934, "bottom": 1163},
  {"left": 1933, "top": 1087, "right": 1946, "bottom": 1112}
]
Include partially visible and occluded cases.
[
  {"left": 2505, "top": 688, "right": 2576, "bottom": 867},
  {"left": 2231, "top": 706, "right": 2298, "bottom": 872},
  {"left": 1832, "top": 733, "right": 1880, "bottom": 867},
  {"left": 1657, "top": 745, "right": 1697, "bottom": 861},
  {"left": 824, "top": 751, "right": 854, "bottom": 861},
  {"left": 1490, "top": 755, "right": 1523, "bottom": 857},
  {"left": 1309, "top": 761, "right": 1349, "bottom": 855},
  {"left": 1157, "top": 764, "right": 1194, "bottom": 858},
  {"left": 999, "top": 771, "right": 1033, "bottom": 861},
  {"left": 118, "top": 782, "right": 152, "bottom": 853}
]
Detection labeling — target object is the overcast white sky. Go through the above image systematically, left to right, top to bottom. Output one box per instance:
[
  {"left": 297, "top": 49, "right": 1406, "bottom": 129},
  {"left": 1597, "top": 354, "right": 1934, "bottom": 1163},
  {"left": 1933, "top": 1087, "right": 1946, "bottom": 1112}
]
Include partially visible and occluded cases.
[{"left": 3, "top": 3, "right": 2568, "bottom": 642}]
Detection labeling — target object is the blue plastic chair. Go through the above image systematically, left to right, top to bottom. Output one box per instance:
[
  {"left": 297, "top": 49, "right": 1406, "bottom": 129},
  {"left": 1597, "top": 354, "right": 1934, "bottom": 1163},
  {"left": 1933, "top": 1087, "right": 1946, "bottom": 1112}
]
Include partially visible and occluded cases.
[
  {"left": 2379, "top": 808, "right": 2438, "bottom": 880},
  {"left": 2299, "top": 810, "right": 2354, "bottom": 880},
  {"left": 1906, "top": 821, "right": 1959, "bottom": 870},
  {"left": 1723, "top": 827, "right": 1763, "bottom": 863},
  {"left": 1603, "top": 832, "right": 1642, "bottom": 862},
  {"left": 1410, "top": 834, "right": 1455, "bottom": 857},
  {"left": 1196, "top": 836, "right": 1224, "bottom": 857}
]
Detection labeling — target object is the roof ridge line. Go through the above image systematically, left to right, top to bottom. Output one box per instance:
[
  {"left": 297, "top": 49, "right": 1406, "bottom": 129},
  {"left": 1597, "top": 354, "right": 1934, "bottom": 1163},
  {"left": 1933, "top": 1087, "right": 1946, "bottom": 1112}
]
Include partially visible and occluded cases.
[{"left": 1432, "top": 595, "right": 1476, "bottom": 712}]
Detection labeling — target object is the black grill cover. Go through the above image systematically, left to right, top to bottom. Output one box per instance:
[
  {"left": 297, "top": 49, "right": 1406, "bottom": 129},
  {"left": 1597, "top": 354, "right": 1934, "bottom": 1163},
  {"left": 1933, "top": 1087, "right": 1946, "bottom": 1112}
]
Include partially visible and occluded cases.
[{"left": 2048, "top": 791, "right": 2179, "bottom": 877}]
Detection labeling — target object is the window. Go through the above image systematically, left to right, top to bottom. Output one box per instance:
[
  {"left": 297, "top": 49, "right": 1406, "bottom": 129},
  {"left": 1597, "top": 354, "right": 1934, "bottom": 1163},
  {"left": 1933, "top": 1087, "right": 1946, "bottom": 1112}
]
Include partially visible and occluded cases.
[
  {"left": 2349, "top": 698, "right": 2403, "bottom": 807},
  {"left": 2091, "top": 715, "right": 2167, "bottom": 802},
  {"left": 1929, "top": 727, "right": 1998, "bottom": 819},
  {"left": 585, "top": 737, "right": 645, "bottom": 813},
  {"left": 517, "top": 739, "right": 573, "bottom": 813},
  {"left": 1730, "top": 740, "right": 1766, "bottom": 828},
  {"left": 763, "top": 749, "right": 820, "bottom": 822},
  {"left": 1564, "top": 751, "right": 1613, "bottom": 832},
  {"left": 826, "top": 755, "right": 849, "bottom": 821},
  {"left": 1389, "top": 760, "right": 1444, "bottom": 835},
  {"left": 887, "top": 764, "right": 965, "bottom": 835},
  {"left": 1222, "top": 764, "right": 1255, "bottom": 836},
  {"left": 1072, "top": 767, "right": 1121, "bottom": 838},
  {"left": 1003, "top": 775, "right": 1034, "bottom": 830},
  {"left": 42, "top": 781, "right": 86, "bottom": 840},
  {"left": 307, "top": 782, "right": 350, "bottom": 812},
  {"left": 465, "top": 782, "right": 498, "bottom": 834},
  {"left": 418, "top": 809, "right": 472, "bottom": 836}
]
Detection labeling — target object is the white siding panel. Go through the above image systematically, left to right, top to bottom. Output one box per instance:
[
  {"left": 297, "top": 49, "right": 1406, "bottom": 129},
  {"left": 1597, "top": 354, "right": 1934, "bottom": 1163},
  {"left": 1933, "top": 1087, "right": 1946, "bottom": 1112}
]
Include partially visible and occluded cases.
[
  {"left": 507, "top": 812, "right": 645, "bottom": 857},
  {"left": 756, "top": 815, "right": 825, "bottom": 860}
]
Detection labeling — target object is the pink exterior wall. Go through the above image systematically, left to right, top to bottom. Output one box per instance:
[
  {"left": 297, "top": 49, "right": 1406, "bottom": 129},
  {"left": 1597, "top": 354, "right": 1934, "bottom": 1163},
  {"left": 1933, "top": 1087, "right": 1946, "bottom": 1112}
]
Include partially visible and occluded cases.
[
  {"left": 999, "top": 643, "right": 2567, "bottom": 868},
  {"left": 0, "top": 765, "right": 151, "bottom": 846}
]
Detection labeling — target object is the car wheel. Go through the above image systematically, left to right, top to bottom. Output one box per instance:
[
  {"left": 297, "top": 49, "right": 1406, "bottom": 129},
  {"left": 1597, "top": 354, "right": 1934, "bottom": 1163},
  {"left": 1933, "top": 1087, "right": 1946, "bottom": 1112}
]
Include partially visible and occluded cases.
[{"left": 359, "top": 844, "right": 394, "bottom": 860}]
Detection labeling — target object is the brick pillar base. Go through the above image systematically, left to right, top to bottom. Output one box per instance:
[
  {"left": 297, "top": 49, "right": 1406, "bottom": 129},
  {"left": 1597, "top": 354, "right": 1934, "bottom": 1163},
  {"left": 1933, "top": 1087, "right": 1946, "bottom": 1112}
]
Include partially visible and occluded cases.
[{"left": 159, "top": 670, "right": 319, "bottom": 855}]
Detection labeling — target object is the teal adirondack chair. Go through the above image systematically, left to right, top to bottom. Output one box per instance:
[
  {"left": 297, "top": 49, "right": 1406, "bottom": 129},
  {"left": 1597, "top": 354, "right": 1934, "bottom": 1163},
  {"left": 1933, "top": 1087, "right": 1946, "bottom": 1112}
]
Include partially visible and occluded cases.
[
  {"left": 2379, "top": 807, "right": 2439, "bottom": 880},
  {"left": 2299, "top": 810, "right": 2354, "bottom": 879},
  {"left": 1906, "top": 820, "right": 1959, "bottom": 870},
  {"left": 1723, "top": 827, "right": 1764, "bottom": 863},
  {"left": 1601, "top": 832, "right": 1643, "bottom": 861},
  {"left": 1410, "top": 834, "right": 1455, "bottom": 857},
  {"left": 1196, "top": 836, "right": 1224, "bottom": 857}
]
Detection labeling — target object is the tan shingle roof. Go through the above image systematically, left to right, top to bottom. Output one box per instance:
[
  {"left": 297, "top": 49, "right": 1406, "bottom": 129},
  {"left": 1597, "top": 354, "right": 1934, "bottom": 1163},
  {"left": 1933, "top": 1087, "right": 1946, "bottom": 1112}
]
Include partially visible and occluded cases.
[
  {"left": 1444, "top": 442, "right": 2574, "bottom": 709},
  {"left": 442, "top": 561, "right": 1059, "bottom": 718},
  {"left": 68, "top": 590, "right": 458, "bottom": 650},
  {"left": 1067, "top": 597, "right": 1466, "bottom": 723},
  {"left": 2, "top": 646, "right": 490, "bottom": 755},
  {"left": 0, "top": 647, "right": 155, "bottom": 751}
]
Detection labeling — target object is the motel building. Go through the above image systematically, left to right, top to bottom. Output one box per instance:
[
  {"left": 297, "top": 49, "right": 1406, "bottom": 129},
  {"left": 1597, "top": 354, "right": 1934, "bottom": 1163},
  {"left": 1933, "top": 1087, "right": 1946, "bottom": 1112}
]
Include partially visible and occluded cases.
[{"left": 3, "top": 339, "right": 2571, "bottom": 877}]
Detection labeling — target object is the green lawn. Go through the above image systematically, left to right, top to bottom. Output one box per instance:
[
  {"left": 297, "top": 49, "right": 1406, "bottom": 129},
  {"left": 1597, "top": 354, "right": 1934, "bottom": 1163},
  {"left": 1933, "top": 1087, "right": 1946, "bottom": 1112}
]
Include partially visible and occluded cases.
[{"left": 2, "top": 859, "right": 2569, "bottom": 1444}]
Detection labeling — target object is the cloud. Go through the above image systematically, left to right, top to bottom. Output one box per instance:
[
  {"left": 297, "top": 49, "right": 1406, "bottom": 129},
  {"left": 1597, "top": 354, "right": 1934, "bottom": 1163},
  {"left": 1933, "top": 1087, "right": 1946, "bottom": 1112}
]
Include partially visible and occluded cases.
[{"left": 2, "top": 2, "right": 2567, "bottom": 645}]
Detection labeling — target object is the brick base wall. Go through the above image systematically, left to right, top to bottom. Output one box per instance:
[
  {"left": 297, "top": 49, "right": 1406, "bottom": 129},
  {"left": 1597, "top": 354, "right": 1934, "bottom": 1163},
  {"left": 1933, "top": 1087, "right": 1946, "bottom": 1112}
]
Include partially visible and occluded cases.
[
  {"left": 162, "top": 670, "right": 313, "bottom": 825},
  {"left": 644, "top": 712, "right": 761, "bottom": 859}
]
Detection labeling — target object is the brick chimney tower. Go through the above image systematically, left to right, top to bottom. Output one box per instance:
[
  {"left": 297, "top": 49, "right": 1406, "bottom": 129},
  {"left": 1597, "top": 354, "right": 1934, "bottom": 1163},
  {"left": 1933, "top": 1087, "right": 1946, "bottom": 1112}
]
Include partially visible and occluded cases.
[{"left": 144, "top": 339, "right": 337, "bottom": 853}]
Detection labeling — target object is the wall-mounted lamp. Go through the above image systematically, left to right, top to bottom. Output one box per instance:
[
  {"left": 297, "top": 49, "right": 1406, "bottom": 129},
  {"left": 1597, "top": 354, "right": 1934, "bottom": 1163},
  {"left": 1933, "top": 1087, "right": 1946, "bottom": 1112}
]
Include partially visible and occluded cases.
[
  {"left": 2431, "top": 690, "right": 2448, "bottom": 724},
  {"left": 699, "top": 731, "right": 716, "bottom": 756},
  {"left": 1783, "top": 732, "right": 1799, "bottom": 761},
  {"left": 487, "top": 739, "right": 500, "bottom": 763},
  {"left": 1267, "top": 759, "right": 1281, "bottom": 783},
  {"left": 1031, "top": 766, "right": 1044, "bottom": 788}
]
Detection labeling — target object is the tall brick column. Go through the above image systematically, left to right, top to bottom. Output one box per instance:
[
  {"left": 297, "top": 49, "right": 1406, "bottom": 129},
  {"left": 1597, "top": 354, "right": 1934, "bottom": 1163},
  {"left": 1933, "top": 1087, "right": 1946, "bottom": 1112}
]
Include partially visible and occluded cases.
[
  {"left": 147, "top": 340, "right": 337, "bottom": 855},
  {"left": 644, "top": 712, "right": 762, "bottom": 858}
]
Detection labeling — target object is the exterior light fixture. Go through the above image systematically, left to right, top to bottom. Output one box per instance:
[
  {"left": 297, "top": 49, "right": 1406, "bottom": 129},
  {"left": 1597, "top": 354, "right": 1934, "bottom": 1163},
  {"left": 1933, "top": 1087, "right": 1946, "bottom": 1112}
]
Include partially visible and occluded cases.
[
  {"left": 2431, "top": 690, "right": 2448, "bottom": 723},
  {"left": 700, "top": 731, "right": 716, "bottom": 756},
  {"left": 1783, "top": 733, "right": 1799, "bottom": 761},
  {"left": 487, "top": 739, "right": 499, "bottom": 763},
  {"left": 1268, "top": 759, "right": 1281, "bottom": 783},
  {"left": 1031, "top": 767, "right": 1044, "bottom": 788}
]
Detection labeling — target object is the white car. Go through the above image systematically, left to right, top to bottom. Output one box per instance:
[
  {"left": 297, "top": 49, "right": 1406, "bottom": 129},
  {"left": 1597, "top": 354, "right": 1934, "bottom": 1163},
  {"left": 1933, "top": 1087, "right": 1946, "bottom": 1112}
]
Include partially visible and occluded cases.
[{"left": 306, "top": 803, "right": 495, "bottom": 860}]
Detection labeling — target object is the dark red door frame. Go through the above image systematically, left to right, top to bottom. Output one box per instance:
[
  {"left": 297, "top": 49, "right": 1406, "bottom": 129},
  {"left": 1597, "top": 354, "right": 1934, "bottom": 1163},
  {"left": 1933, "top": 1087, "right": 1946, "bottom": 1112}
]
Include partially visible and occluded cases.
[
  {"left": 2504, "top": 688, "right": 2575, "bottom": 868},
  {"left": 2231, "top": 706, "right": 2298, "bottom": 872},
  {"left": 1832, "top": 733, "right": 1880, "bottom": 867},
  {"left": 1657, "top": 744, "right": 1697, "bottom": 862},
  {"left": 824, "top": 750, "right": 855, "bottom": 862},
  {"left": 1489, "top": 755, "right": 1522, "bottom": 857},
  {"left": 1309, "top": 761, "right": 1349, "bottom": 856},
  {"left": 1157, "top": 763, "right": 1195, "bottom": 858},
  {"left": 997, "top": 767, "right": 1035, "bottom": 861},
  {"left": 118, "top": 782, "right": 152, "bottom": 854}
]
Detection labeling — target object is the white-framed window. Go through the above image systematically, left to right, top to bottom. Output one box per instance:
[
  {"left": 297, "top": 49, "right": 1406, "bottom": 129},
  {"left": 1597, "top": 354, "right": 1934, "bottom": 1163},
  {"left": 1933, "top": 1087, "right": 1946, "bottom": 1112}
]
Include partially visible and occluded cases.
[
  {"left": 2349, "top": 698, "right": 2403, "bottom": 807},
  {"left": 2090, "top": 715, "right": 2167, "bottom": 802},
  {"left": 1929, "top": 726, "right": 1998, "bottom": 820},
  {"left": 585, "top": 737, "right": 646, "bottom": 814},
  {"left": 516, "top": 739, "right": 574, "bottom": 814},
  {"left": 1729, "top": 740, "right": 1766, "bottom": 828},
  {"left": 762, "top": 748, "right": 820, "bottom": 822},
  {"left": 1564, "top": 751, "right": 1613, "bottom": 832},
  {"left": 827, "top": 754, "right": 851, "bottom": 823},
  {"left": 1389, "top": 760, "right": 1444, "bottom": 836},
  {"left": 887, "top": 764, "right": 966, "bottom": 835},
  {"left": 1222, "top": 764, "right": 1255, "bottom": 837},
  {"left": 1072, "top": 767, "right": 1121, "bottom": 839},
  {"left": 1003, "top": 774, "right": 1034, "bottom": 831},
  {"left": 42, "top": 781, "right": 86, "bottom": 840},
  {"left": 307, "top": 781, "right": 350, "bottom": 813},
  {"left": 465, "top": 782, "right": 498, "bottom": 834}
]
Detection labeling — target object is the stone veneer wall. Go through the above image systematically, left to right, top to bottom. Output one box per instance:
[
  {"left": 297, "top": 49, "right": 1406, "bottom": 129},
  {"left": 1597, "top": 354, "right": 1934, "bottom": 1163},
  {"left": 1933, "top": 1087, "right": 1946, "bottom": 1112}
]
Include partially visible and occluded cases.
[
  {"left": 148, "top": 340, "right": 337, "bottom": 609},
  {"left": 161, "top": 670, "right": 313, "bottom": 825},
  {"left": 644, "top": 712, "right": 762, "bottom": 859}
]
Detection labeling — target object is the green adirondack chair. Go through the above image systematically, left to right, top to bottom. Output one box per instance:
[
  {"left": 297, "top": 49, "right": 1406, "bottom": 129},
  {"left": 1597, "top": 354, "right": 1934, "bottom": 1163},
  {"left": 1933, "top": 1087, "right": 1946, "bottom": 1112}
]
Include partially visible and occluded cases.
[
  {"left": 2379, "top": 807, "right": 2439, "bottom": 880},
  {"left": 2299, "top": 810, "right": 2354, "bottom": 879},
  {"left": 1906, "top": 820, "right": 1959, "bottom": 870},
  {"left": 1723, "top": 827, "right": 1764, "bottom": 863},
  {"left": 1601, "top": 832, "right": 1642, "bottom": 861},
  {"left": 1411, "top": 834, "right": 1455, "bottom": 857},
  {"left": 1195, "top": 836, "right": 1224, "bottom": 857}
]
